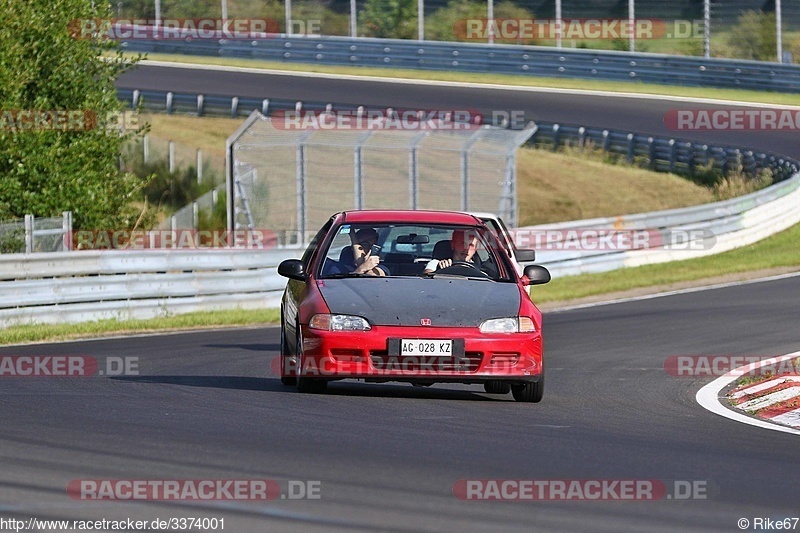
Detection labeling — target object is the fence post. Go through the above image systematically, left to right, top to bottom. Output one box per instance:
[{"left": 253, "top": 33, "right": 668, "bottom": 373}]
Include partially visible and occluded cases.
[
  {"left": 166, "top": 91, "right": 173, "bottom": 114},
  {"left": 197, "top": 94, "right": 204, "bottom": 116},
  {"left": 231, "top": 97, "right": 239, "bottom": 118},
  {"left": 262, "top": 99, "right": 270, "bottom": 115},
  {"left": 552, "top": 124, "right": 560, "bottom": 151},
  {"left": 577, "top": 126, "right": 586, "bottom": 149},
  {"left": 602, "top": 130, "right": 610, "bottom": 152},
  {"left": 409, "top": 131, "right": 428, "bottom": 210},
  {"left": 627, "top": 133, "right": 635, "bottom": 163},
  {"left": 143, "top": 134, "right": 149, "bottom": 163},
  {"left": 648, "top": 137, "right": 656, "bottom": 170},
  {"left": 668, "top": 139, "right": 677, "bottom": 172},
  {"left": 169, "top": 141, "right": 175, "bottom": 173},
  {"left": 197, "top": 149, "right": 203, "bottom": 183},
  {"left": 212, "top": 188, "right": 218, "bottom": 211},
  {"left": 192, "top": 202, "right": 199, "bottom": 230},
  {"left": 62, "top": 211, "right": 73, "bottom": 251},
  {"left": 24, "top": 214, "right": 34, "bottom": 254}
]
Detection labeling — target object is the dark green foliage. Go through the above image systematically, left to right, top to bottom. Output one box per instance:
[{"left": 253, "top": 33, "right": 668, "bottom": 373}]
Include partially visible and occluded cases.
[{"left": 0, "top": 0, "right": 149, "bottom": 230}]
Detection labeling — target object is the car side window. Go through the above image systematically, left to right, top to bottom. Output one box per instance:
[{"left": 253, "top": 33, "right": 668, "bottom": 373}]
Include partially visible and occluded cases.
[{"left": 301, "top": 219, "right": 333, "bottom": 269}]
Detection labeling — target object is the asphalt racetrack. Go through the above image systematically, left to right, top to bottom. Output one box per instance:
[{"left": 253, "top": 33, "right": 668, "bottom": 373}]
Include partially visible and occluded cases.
[
  {"left": 118, "top": 62, "right": 800, "bottom": 158},
  {"left": 1, "top": 275, "right": 798, "bottom": 531}
]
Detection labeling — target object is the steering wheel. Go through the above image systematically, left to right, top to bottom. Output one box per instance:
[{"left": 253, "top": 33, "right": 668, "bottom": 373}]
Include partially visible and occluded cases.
[
  {"left": 437, "top": 260, "right": 489, "bottom": 278},
  {"left": 451, "top": 260, "right": 480, "bottom": 269}
]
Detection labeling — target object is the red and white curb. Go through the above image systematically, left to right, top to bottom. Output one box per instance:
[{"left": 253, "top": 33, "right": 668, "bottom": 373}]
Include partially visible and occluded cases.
[{"left": 696, "top": 351, "right": 800, "bottom": 436}]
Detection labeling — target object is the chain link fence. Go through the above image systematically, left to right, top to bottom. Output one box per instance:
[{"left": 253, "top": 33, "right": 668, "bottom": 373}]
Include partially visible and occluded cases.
[
  {"left": 114, "top": 0, "right": 800, "bottom": 59},
  {"left": 227, "top": 111, "right": 535, "bottom": 245},
  {"left": 0, "top": 213, "right": 73, "bottom": 254}
]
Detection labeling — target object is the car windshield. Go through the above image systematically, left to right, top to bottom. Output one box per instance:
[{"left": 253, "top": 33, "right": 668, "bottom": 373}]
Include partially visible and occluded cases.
[{"left": 317, "top": 223, "right": 515, "bottom": 281}]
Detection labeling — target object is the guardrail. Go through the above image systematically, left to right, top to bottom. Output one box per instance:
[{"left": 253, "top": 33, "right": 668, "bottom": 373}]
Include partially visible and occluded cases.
[
  {"left": 121, "top": 34, "right": 800, "bottom": 92},
  {"left": 119, "top": 88, "right": 800, "bottom": 183},
  {"left": 524, "top": 171, "right": 800, "bottom": 276},
  {"left": 0, "top": 248, "right": 299, "bottom": 326}
]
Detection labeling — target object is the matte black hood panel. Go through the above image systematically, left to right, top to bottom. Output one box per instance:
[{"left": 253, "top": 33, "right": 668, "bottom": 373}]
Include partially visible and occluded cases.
[{"left": 318, "top": 278, "right": 521, "bottom": 327}]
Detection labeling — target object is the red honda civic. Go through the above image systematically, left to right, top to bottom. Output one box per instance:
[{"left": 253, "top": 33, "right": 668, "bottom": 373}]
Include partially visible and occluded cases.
[{"left": 277, "top": 210, "right": 551, "bottom": 402}]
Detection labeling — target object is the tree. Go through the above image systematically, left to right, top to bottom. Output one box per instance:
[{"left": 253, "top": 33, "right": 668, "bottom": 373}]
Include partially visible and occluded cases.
[
  {"left": 0, "top": 0, "right": 148, "bottom": 230},
  {"left": 362, "top": 0, "right": 417, "bottom": 39},
  {"left": 727, "top": 10, "right": 777, "bottom": 62}
]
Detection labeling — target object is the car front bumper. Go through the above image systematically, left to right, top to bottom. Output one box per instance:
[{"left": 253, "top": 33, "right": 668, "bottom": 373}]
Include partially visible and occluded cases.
[{"left": 286, "top": 325, "right": 543, "bottom": 383}]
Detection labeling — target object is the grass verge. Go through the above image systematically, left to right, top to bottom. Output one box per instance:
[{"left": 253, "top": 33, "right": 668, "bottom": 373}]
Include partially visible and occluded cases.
[
  {"left": 139, "top": 53, "right": 800, "bottom": 107},
  {"left": 0, "top": 308, "right": 280, "bottom": 346}
]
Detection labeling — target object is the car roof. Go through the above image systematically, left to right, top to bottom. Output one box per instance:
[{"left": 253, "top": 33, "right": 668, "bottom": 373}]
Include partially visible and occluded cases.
[{"left": 339, "top": 210, "right": 483, "bottom": 225}]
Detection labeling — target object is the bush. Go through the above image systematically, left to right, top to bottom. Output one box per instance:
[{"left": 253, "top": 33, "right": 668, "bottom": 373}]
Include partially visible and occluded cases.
[{"left": 727, "top": 11, "right": 778, "bottom": 62}]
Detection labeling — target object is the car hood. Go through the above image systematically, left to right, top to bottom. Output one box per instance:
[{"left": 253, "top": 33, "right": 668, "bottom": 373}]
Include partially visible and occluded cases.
[{"left": 317, "top": 278, "right": 521, "bottom": 327}]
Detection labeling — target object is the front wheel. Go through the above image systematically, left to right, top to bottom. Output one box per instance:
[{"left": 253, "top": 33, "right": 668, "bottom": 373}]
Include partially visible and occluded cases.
[
  {"left": 279, "top": 320, "right": 296, "bottom": 386},
  {"left": 511, "top": 375, "right": 543, "bottom": 403}
]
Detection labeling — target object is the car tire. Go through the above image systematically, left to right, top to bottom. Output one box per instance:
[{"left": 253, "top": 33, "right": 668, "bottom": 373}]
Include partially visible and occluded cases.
[
  {"left": 279, "top": 321, "right": 296, "bottom": 386},
  {"left": 294, "top": 322, "right": 327, "bottom": 394},
  {"left": 511, "top": 375, "right": 544, "bottom": 403},
  {"left": 483, "top": 381, "right": 511, "bottom": 394}
]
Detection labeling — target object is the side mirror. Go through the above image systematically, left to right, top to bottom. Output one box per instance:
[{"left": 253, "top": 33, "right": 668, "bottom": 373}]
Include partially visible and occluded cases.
[
  {"left": 515, "top": 249, "right": 536, "bottom": 262},
  {"left": 278, "top": 259, "right": 306, "bottom": 280},
  {"left": 523, "top": 264, "right": 551, "bottom": 285}
]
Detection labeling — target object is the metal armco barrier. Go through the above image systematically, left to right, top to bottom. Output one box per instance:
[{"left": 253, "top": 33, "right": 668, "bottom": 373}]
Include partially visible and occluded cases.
[
  {"left": 120, "top": 34, "right": 800, "bottom": 92},
  {"left": 526, "top": 171, "right": 800, "bottom": 276},
  {"left": 0, "top": 248, "right": 300, "bottom": 327}
]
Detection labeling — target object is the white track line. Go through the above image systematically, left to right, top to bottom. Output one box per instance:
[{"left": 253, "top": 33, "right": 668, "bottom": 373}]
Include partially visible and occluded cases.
[
  {"left": 141, "top": 59, "right": 800, "bottom": 109},
  {"left": 696, "top": 351, "right": 800, "bottom": 436}
]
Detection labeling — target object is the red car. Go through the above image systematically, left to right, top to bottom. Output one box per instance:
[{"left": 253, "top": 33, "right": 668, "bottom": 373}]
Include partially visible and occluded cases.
[{"left": 277, "top": 210, "right": 551, "bottom": 402}]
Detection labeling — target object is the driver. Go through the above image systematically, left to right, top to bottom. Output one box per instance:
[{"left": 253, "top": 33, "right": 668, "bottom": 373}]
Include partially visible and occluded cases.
[
  {"left": 322, "top": 227, "right": 389, "bottom": 276},
  {"left": 424, "top": 229, "right": 479, "bottom": 274}
]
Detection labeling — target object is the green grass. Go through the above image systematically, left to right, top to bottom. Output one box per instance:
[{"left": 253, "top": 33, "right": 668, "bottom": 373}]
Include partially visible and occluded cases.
[
  {"left": 139, "top": 52, "right": 800, "bottom": 107},
  {"left": 531, "top": 221, "right": 800, "bottom": 303},
  {"left": 0, "top": 308, "right": 280, "bottom": 346}
]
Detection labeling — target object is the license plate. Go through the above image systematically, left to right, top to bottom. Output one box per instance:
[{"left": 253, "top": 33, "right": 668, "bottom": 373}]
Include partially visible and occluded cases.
[{"left": 400, "top": 339, "right": 453, "bottom": 357}]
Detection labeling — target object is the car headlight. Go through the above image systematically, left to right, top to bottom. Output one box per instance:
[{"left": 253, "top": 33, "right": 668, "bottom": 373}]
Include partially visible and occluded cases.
[
  {"left": 309, "top": 314, "right": 371, "bottom": 331},
  {"left": 479, "top": 317, "right": 536, "bottom": 333}
]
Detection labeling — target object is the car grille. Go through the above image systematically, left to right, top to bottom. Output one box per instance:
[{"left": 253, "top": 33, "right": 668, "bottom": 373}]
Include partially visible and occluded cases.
[{"left": 369, "top": 351, "right": 483, "bottom": 372}]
